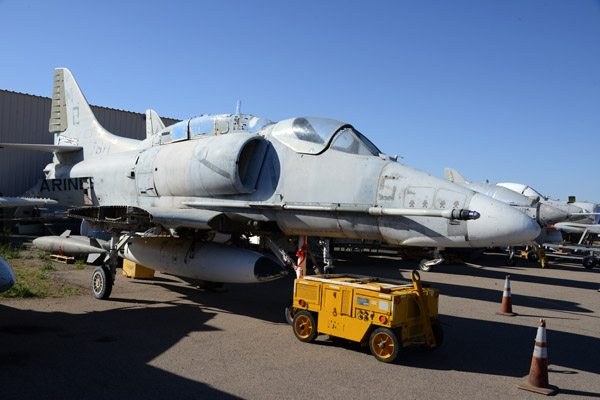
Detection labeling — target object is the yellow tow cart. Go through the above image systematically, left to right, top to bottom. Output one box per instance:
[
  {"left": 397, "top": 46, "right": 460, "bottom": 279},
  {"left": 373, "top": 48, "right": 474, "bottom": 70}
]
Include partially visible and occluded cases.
[{"left": 292, "top": 271, "right": 442, "bottom": 363}]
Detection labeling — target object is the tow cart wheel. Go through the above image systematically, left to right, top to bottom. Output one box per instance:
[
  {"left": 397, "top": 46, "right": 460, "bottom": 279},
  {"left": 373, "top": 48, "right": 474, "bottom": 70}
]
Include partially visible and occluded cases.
[
  {"left": 582, "top": 256, "right": 596, "bottom": 269},
  {"left": 418, "top": 259, "right": 432, "bottom": 272},
  {"left": 91, "top": 266, "right": 112, "bottom": 300},
  {"left": 285, "top": 300, "right": 297, "bottom": 325},
  {"left": 293, "top": 311, "right": 318, "bottom": 343},
  {"left": 369, "top": 327, "right": 400, "bottom": 363}
]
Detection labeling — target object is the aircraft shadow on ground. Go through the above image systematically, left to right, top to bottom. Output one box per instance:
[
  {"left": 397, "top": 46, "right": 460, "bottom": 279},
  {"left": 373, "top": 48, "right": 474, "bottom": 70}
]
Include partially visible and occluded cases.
[
  {"left": 124, "top": 251, "right": 595, "bottom": 325},
  {"left": 336, "top": 254, "right": 599, "bottom": 303},
  {"left": 435, "top": 257, "right": 598, "bottom": 291},
  {"left": 129, "top": 273, "right": 297, "bottom": 325},
  {"left": 0, "top": 304, "right": 242, "bottom": 400},
  {"left": 399, "top": 314, "right": 600, "bottom": 378}
]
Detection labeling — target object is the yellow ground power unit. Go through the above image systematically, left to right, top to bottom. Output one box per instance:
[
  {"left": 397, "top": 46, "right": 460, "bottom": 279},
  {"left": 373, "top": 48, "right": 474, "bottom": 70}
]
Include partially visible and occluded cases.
[
  {"left": 122, "top": 259, "right": 155, "bottom": 279},
  {"left": 291, "top": 271, "right": 442, "bottom": 363}
]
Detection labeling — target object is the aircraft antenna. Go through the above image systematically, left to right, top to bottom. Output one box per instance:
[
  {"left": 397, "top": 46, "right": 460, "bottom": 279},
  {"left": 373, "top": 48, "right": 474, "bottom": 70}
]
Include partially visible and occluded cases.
[{"left": 236, "top": 100, "right": 242, "bottom": 115}]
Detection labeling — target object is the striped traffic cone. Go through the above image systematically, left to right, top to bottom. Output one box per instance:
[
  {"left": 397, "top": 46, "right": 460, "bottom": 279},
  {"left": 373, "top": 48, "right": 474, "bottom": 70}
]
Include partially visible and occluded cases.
[
  {"left": 496, "top": 275, "right": 517, "bottom": 316},
  {"left": 517, "top": 319, "right": 558, "bottom": 395}
]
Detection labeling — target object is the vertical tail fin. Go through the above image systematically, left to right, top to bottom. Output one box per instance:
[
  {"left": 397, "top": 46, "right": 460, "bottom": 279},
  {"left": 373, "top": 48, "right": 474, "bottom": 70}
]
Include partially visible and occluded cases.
[
  {"left": 48, "top": 68, "right": 140, "bottom": 158},
  {"left": 145, "top": 109, "right": 165, "bottom": 138},
  {"left": 444, "top": 168, "right": 469, "bottom": 183}
]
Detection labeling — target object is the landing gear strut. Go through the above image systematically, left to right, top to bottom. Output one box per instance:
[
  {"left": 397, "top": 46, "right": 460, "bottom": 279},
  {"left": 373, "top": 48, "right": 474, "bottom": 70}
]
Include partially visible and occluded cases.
[
  {"left": 90, "top": 231, "right": 134, "bottom": 300},
  {"left": 418, "top": 249, "right": 444, "bottom": 272}
]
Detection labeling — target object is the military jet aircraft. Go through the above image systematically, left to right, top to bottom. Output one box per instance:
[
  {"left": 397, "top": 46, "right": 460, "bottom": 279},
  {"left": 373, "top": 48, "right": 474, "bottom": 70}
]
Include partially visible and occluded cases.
[
  {"left": 0, "top": 68, "right": 540, "bottom": 299},
  {"left": 444, "top": 168, "right": 571, "bottom": 229},
  {"left": 495, "top": 181, "right": 599, "bottom": 243}
]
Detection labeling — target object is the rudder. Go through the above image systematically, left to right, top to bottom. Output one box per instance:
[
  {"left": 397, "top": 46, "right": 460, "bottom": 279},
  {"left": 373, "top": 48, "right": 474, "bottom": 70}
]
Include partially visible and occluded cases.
[{"left": 48, "top": 68, "right": 140, "bottom": 158}]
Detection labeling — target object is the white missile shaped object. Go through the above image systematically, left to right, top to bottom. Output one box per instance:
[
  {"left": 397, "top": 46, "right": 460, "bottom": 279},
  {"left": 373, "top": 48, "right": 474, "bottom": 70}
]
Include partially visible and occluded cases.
[
  {"left": 32, "top": 230, "right": 109, "bottom": 257},
  {"left": 122, "top": 237, "right": 287, "bottom": 284}
]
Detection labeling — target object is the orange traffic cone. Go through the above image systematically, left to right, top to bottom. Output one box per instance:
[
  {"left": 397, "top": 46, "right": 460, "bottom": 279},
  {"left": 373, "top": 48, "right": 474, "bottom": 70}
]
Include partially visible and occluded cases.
[
  {"left": 496, "top": 275, "right": 517, "bottom": 316},
  {"left": 518, "top": 319, "right": 558, "bottom": 395}
]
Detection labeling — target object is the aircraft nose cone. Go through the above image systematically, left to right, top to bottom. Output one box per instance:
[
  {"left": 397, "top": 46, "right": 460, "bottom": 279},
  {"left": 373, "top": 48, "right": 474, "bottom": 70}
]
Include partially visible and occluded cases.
[
  {"left": 467, "top": 193, "right": 540, "bottom": 247},
  {"left": 537, "top": 204, "right": 570, "bottom": 226},
  {"left": 565, "top": 204, "right": 587, "bottom": 222},
  {"left": 32, "top": 237, "right": 50, "bottom": 250},
  {"left": 254, "top": 257, "right": 288, "bottom": 282}
]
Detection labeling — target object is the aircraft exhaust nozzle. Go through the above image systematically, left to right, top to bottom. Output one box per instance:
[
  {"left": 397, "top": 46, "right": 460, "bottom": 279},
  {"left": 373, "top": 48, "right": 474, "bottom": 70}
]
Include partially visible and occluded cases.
[{"left": 122, "top": 237, "right": 287, "bottom": 284}]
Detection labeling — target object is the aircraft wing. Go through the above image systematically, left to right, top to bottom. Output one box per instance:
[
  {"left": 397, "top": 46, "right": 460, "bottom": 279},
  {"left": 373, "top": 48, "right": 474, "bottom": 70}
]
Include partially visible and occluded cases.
[
  {"left": 0, "top": 143, "right": 82, "bottom": 153},
  {"left": 0, "top": 197, "right": 59, "bottom": 208},
  {"left": 182, "top": 200, "right": 480, "bottom": 220},
  {"left": 67, "top": 201, "right": 480, "bottom": 234},
  {"left": 67, "top": 205, "right": 244, "bottom": 232},
  {"left": 554, "top": 222, "right": 600, "bottom": 234}
]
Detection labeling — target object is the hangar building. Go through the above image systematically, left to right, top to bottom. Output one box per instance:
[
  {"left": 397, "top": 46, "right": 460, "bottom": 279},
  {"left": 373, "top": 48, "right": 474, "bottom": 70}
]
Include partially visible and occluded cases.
[{"left": 0, "top": 89, "right": 179, "bottom": 197}]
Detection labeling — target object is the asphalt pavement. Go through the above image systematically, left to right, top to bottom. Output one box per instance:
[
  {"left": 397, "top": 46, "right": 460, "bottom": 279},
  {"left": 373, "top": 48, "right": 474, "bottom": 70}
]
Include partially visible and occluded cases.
[{"left": 1, "top": 250, "right": 598, "bottom": 399}]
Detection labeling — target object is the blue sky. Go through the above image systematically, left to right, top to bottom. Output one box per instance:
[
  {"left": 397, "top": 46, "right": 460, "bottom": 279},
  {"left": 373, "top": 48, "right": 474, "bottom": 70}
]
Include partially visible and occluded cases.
[{"left": 1, "top": 0, "right": 598, "bottom": 202}]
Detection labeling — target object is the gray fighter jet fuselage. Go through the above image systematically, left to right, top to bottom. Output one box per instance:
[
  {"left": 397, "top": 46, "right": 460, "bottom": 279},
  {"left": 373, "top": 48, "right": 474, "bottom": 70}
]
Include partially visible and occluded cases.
[{"left": 1, "top": 69, "right": 541, "bottom": 298}]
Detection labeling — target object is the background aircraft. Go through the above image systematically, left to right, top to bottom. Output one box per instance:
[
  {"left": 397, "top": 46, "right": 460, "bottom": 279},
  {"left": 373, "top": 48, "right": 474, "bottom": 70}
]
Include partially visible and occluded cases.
[
  {"left": 0, "top": 68, "right": 541, "bottom": 299},
  {"left": 444, "top": 168, "right": 571, "bottom": 230},
  {"left": 496, "top": 182, "right": 599, "bottom": 244}
]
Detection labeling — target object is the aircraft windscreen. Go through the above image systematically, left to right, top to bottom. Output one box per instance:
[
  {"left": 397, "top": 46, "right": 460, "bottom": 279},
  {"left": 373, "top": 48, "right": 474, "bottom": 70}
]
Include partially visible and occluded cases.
[
  {"left": 272, "top": 117, "right": 380, "bottom": 155},
  {"left": 330, "top": 127, "right": 381, "bottom": 156}
]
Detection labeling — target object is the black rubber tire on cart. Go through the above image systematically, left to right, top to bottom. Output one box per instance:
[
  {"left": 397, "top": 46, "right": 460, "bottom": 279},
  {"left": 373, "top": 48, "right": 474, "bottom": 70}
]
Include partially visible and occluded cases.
[
  {"left": 91, "top": 266, "right": 112, "bottom": 300},
  {"left": 285, "top": 300, "right": 297, "bottom": 325},
  {"left": 293, "top": 311, "right": 318, "bottom": 343},
  {"left": 369, "top": 327, "right": 400, "bottom": 363}
]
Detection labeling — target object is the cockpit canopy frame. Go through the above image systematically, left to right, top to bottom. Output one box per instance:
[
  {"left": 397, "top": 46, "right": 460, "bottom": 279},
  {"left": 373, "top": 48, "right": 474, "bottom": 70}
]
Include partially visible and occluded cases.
[{"left": 271, "top": 117, "right": 381, "bottom": 156}]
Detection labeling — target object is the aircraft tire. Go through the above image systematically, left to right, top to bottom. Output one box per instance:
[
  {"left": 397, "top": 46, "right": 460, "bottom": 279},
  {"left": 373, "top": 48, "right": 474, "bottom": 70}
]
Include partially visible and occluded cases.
[
  {"left": 527, "top": 251, "right": 538, "bottom": 262},
  {"left": 582, "top": 256, "right": 596, "bottom": 270},
  {"left": 505, "top": 257, "right": 517, "bottom": 266},
  {"left": 418, "top": 259, "right": 432, "bottom": 272},
  {"left": 91, "top": 266, "right": 112, "bottom": 300}
]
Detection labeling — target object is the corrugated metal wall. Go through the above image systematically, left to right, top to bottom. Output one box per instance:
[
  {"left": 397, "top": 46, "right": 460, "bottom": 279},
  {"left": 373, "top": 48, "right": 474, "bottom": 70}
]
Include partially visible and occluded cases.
[{"left": 0, "top": 90, "right": 179, "bottom": 196}]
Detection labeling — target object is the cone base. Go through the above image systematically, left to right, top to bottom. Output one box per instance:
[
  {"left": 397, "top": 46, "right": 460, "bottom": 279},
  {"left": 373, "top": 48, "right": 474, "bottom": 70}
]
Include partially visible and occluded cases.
[
  {"left": 496, "top": 311, "right": 517, "bottom": 316},
  {"left": 517, "top": 381, "right": 558, "bottom": 396}
]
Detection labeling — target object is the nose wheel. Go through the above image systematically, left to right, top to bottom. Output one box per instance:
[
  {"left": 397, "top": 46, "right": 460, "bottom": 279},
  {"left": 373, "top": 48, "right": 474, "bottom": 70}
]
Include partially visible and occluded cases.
[{"left": 91, "top": 265, "right": 113, "bottom": 300}]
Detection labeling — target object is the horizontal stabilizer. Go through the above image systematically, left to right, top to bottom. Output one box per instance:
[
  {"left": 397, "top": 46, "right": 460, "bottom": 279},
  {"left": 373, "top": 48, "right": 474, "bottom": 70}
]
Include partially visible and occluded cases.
[
  {"left": 0, "top": 143, "right": 82, "bottom": 153},
  {"left": 0, "top": 197, "right": 58, "bottom": 208}
]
